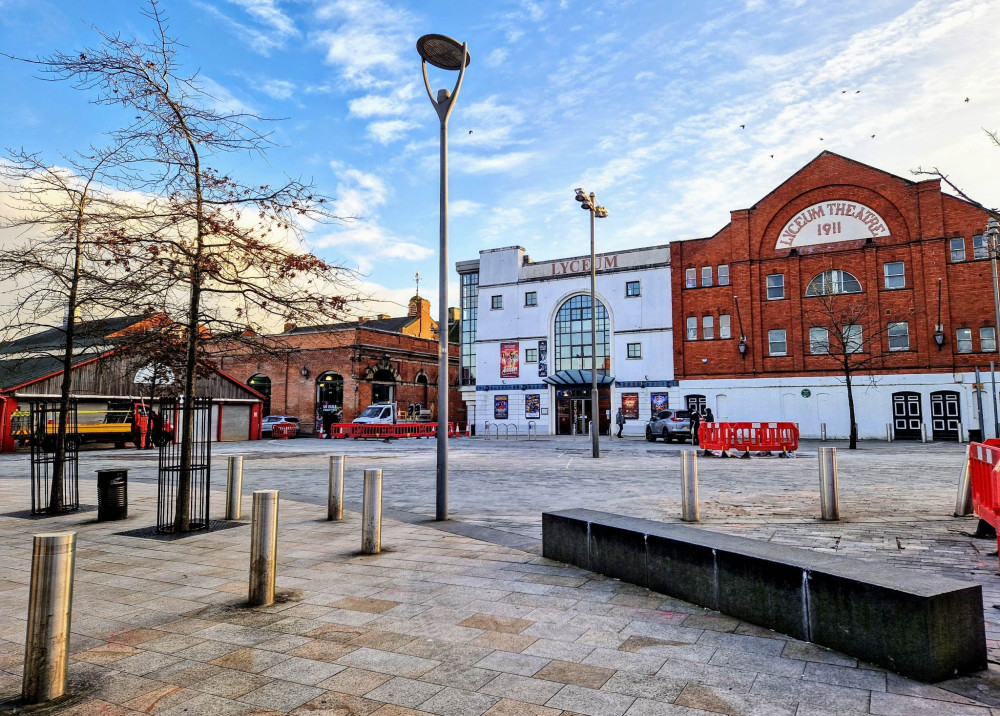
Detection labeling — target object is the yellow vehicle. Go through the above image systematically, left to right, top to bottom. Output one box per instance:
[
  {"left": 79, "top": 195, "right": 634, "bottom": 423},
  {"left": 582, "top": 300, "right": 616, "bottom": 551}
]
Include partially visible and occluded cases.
[{"left": 39, "top": 401, "right": 173, "bottom": 450}]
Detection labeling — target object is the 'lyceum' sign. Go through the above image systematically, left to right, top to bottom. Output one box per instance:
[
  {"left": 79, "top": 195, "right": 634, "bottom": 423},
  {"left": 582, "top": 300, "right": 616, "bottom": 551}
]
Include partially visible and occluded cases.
[{"left": 775, "top": 201, "right": 889, "bottom": 249}]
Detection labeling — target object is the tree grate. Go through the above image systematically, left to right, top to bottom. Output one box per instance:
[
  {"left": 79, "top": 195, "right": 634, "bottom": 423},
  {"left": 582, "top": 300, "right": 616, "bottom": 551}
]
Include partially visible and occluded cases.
[
  {"left": 2, "top": 505, "right": 98, "bottom": 519},
  {"left": 115, "top": 519, "right": 247, "bottom": 541}
]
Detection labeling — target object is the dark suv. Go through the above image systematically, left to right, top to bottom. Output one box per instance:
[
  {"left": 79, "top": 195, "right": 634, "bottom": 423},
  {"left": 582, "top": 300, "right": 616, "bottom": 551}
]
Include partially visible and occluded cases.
[{"left": 646, "top": 409, "right": 692, "bottom": 443}]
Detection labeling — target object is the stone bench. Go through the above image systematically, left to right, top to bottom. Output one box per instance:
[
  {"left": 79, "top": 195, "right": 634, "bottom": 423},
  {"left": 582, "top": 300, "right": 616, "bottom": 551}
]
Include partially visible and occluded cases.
[{"left": 542, "top": 508, "right": 986, "bottom": 682}]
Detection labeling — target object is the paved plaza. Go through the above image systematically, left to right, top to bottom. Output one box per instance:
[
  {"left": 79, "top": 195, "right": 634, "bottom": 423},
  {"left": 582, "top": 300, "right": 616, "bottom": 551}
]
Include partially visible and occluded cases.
[{"left": 1, "top": 436, "right": 1000, "bottom": 714}]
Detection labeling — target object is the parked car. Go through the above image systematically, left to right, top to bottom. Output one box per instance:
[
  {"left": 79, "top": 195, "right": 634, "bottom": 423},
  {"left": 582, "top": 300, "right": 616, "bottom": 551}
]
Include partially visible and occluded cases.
[
  {"left": 646, "top": 409, "right": 692, "bottom": 442},
  {"left": 262, "top": 415, "right": 300, "bottom": 437}
]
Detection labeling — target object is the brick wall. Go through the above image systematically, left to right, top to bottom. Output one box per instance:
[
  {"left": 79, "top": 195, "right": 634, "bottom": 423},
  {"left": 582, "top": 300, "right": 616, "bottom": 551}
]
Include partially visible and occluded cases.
[{"left": 672, "top": 152, "right": 996, "bottom": 380}]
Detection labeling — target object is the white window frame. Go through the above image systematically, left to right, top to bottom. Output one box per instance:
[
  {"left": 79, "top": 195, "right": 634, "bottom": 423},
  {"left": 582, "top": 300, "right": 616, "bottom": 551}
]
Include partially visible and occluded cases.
[
  {"left": 974, "top": 234, "right": 988, "bottom": 260},
  {"left": 951, "top": 237, "right": 966, "bottom": 262},
  {"left": 884, "top": 262, "right": 905, "bottom": 290},
  {"left": 718, "top": 264, "right": 730, "bottom": 286},
  {"left": 701, "top": 266, "right": 712, "bottom": 287},
  {"left": 685, "top": 268, "right": 696, "bottom": 288},
  {"left": 766, "top": 274, "right": 785, "bottom": 300},
  {"left": 719, "top": 314, "right": 731, "bottom": 339},
  {"left": 703, "top": 315, "right": 714, "bottom": 340},
  {"left": 686, "top": 316, "right": 698, "bottom": 340},
  {"left": 888, "top": 322, "right": 909, "bottom": 351},
  {"left": 843, "top": 324, "right": 863, "bottom": 354},
  {"left": 981, "top": 326, "right": 997, "bottom": 353},
  {"left": 809, "top": 327, "right": 829, "bottom": 355},
  {"left": 957, "top": 327, "right": 973, "bottom": 354},
  {"left": 768, "top": 329, "right": 787, "bottom": 356}
]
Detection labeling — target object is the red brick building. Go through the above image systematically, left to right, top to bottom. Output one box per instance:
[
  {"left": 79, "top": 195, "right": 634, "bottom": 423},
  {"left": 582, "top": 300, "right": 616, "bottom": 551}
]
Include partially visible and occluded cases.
[
  {"left": 671, "top": 152, "right": 996, "bottom": 440},
  {"left": 218, "top": 296, "right": 463, "bottom": 434}
]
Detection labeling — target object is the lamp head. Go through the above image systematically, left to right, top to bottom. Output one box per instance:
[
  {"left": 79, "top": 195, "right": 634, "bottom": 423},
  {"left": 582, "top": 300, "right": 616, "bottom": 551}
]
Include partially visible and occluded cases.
[
  {"left": 416, "top": 34, "right": 470, "bottom": 70},
  {"left": 574, "top": 188, "right": 587, "bottom": 202},
  {"left": 580, "top": 201, "right": 592, "bottom": 210},
  {"left": 595, "top": 206, "right": 608, "bottom": 218},
  {"left": 988, "top": 216, "right": 1000, "bottom": 238},
  {"left": 933, "top": 329, "right": 945, "bottom": 349}
]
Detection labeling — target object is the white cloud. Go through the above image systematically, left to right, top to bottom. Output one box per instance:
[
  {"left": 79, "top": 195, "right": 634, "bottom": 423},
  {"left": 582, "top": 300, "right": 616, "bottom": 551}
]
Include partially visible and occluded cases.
[
  {"left": 193, "top": 0, "right": 298, "bottom": 55},
  {"left": 224, "top": 0, "right": 297, "bottom": 38},
  {"left": 486, "top": 48, "right": 509, "bottom": 68},
  {"left": 195, "top": 75, "right": 258, "bottom": 115},
  {"left": 259, "top": 79, "right": 295, "bottom": 100},
  {"left": 348, "top": 83, "right": 417, "bottom": 118},
  {"left": 366, "top": 119, "right": 415, "bottom": 144},
  {"left": 452, "top": 151, "right": 535, "bottom": 174},
  {"left": 450, "top": 200, "right": 482, "bottom": 217}
]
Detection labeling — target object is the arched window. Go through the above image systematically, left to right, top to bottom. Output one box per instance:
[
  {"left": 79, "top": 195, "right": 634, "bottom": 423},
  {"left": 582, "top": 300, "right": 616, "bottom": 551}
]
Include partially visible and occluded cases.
[
  {"left": 805, "top": 270, "right": 862, "bottom": 296},
  {"left": 554, "top": 295, "right": 610, "bottom": 373},
  {"left": 372, "top": 369, "right": 395, "bottom": 404},
  {"left": 247, "top": 374, "right": 272, "bottom": 416}
]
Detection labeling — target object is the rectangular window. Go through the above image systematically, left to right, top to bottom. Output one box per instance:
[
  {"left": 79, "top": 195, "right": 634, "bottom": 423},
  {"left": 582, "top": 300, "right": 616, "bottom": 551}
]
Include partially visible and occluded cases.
[
  {"left": 974, "top": 234, "right": 988, "bottom": 260},
  {"left": 951, "top": 237, "right": 966, "bottom": 262},
  {"left": 884, "top": 261, "right": 905, "bottom": 289},
  {"left": 718, "top": 264, "right": 730, "bottom": 286},
  {"left": 701, "top": 266, "right": 712, "bottom": 287},
  {"left": 685, "top": 268, "right": 696, "bottom": 288},
  {"left": 766, "top": 274, "right": 785, "bottom": 300},
  {"left": 625, "top": 281, "right": 640, "bottom": 297},
  {"left": 524, "top": 291, "right": 537, "bottom": 307},
  {"left": 491, "top": 295, "right": 503, "bottom": 310},
  {"left": 719, "top": 314, "right": 731, "bottom": 339},
  {"left": 703, "top": 315, "right": 714, "bottom": 340},
  {"left": 686, "top": 316, "right": 698, "bottom": 340},
  {"left": 888, "top": 322, "right": 909, "bottom": 351},
  {"left": 843, "top": 324, "right": 863, "bottom": 354},
  {"left": 981, "top": 326, "right": 996, "bottom": 353},
  {"left": 809, "top": 327, "right": 829, "bottom": 355},
  {"left": 957, "top": 327, "right": 973, "bottom": 353},
  {"left": 768, "top": 329, "right": 787, "bottom": 356},
  {"left": 627, "top": 342, "right": 642, "bottom": 359},
  {"left": 525, "top": 348, "right": 538, "bottom": 363}
]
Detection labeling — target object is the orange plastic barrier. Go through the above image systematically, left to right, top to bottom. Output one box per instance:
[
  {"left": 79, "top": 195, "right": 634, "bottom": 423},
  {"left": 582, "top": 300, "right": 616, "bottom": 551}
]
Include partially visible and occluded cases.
[
  {"left": 272, "top": 422, "right": 297, "bottom": 439},
  {"left": 325, "top": 422, "right": 462, "bottom": 440},
  {"left": 698, "top": 422, "right": 799, "bottom": 456}
]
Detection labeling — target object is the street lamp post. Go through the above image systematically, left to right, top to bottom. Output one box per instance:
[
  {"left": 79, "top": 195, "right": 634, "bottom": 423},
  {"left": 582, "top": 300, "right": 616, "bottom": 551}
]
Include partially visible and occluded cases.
[
  {"left": 417, "top": 34, "right": 470, "bottom": 521},
  {"left": 575, "top": 188, "right": 608, "bottom": 458},
  {"left": 986, "top": 217, "right": 1000, "bottom": 438}
]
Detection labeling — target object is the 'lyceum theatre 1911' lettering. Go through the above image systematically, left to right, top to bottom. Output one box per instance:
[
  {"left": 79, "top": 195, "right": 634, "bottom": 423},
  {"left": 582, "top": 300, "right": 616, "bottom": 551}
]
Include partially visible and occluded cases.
[{"left": 775, "top": 200, "right": 890, "bottom": 250}]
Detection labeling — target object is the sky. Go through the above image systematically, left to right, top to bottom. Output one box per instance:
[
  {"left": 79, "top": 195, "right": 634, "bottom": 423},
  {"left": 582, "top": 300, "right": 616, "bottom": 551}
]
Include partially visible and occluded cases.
[{"left": 1, "top": 0, "right": 999, "bottom": 318}]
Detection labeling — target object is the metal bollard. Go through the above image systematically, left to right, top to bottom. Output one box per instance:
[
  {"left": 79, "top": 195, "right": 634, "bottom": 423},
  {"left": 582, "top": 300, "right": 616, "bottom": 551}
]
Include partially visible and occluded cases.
[
  {"left": 820, "top": 423, "right": 827, "bottom": 441},
  {"left": 921, "top": 423, "right": 928, "bottom": 443},
  {"left": 886, "top": 424, "right": 893, "bottom": 443},
  {"left": 959, "top": 425, "right": 966, "bottom": 444},
  {"left": 818, "top": 447, "right": 840, "bottom": 520},
  {"left": 680, "top": 451, "right": 699, "bottom": 522},
  {"left": 226, "top": 455, "right": 244, "bottom": 521},
  {"left": 328, "top": 456, "right": 345, "bottom": 521},
  {"left": 954, "top": 459, "right": 973, "bottom": 516},
  {"left": 361, "top": 469, "right": 383, "bottom": 554},
  {"left": 249, "top": 490, "right": 278, "bottom": 607},
  {"left": 22, "top": 533, "right": 76, "bottom": 704}
]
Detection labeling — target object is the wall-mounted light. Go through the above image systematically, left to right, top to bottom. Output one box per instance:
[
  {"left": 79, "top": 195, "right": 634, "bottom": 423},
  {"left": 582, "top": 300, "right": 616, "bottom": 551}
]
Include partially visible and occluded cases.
[
  {"left": 933, "top": 328, "right": 945, "bottom": 349},
  {"left": 738, "top": 336, "right": 748, "bottom": 358},
  {"left": 701, "top": 358, "right": 708, "bottom": 364},
  {"left": 300, "top": 366, "right": 309, "bottom": 378},
  {"left": 354, "top": 384, "right": 359, "bottom": 392}
]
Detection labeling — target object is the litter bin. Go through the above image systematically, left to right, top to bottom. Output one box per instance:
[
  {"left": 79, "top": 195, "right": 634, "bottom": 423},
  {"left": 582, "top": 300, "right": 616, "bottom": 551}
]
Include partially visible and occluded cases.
[{"left": 96, "top": 469, "right": 128, "bottom": 521}]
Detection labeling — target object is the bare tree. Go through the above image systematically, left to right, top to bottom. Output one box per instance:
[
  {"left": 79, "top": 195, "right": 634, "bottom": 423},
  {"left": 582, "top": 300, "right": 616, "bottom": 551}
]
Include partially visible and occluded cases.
[
  {"left": 19, "top": 1, "right": 355, "bottom": 530},
  {"left": 913, "top": 129, "right": 1000, "bottom": 220},
  {"left": 0, "top": 145, "right": 147, "bottom": 511},
  {"left": 803, "top": 282, "right": 914, "bottom": 449}
]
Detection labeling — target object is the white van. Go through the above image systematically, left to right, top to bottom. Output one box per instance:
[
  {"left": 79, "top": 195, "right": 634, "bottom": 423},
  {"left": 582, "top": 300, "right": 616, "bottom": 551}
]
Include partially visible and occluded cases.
[{"left": 352, "top": 404, "right": 397, "bottom": 425}]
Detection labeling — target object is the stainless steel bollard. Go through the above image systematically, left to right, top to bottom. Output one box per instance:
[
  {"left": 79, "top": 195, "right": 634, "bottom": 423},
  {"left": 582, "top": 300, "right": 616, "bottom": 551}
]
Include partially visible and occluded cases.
[
  {"left": 820, "top": 423, "right": 827, "bottom": 441},
  {"left": 886, "top": 423, "right": 893, "bottom": 443},
  {"left": 921, "top": 423, "right": 928, "bottom": 443},
  {"left": 959, "top": 425, "right": 967, "bottom": 444},
  {"left": 818, "top": 446, "right": 840, "bottom": 520},
  {"left": 680, "top": 451, "right": 699, "bottom": 522},
  {"left": 226, "top": 455, "right": 244, "bottom": 521},
  {"left": 328, "top": 455, "right": 345, "bottom": 521},
  {"left": 954, "top": 459, "right": 973, "bottom": 516},
  {"left": 362, "top": 469, "right": 383, "bottom": 554},
  {"left": 249, "top": 490, "right": 278, "bottom": 607},
  {"left": 22, "top": 532, "right": 76, "bottom": 704}
]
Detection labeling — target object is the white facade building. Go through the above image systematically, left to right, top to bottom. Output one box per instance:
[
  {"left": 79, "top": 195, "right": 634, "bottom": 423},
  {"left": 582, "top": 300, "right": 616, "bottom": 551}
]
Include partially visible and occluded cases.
[{"left": 457, "top": 245, "right": 675, "bottom": 437}]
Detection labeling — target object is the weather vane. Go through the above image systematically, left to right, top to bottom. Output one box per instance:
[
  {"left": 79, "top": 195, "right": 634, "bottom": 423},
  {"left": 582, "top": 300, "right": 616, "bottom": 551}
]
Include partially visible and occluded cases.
[{"left": 414, "top": 271, "right": 420, "bottom": 298}]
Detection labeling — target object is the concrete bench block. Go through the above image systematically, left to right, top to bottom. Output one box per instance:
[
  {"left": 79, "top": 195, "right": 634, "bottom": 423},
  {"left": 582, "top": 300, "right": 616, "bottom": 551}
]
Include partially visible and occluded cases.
[{"left": 541, "top": 508, "right": 986, "bottom": 682}]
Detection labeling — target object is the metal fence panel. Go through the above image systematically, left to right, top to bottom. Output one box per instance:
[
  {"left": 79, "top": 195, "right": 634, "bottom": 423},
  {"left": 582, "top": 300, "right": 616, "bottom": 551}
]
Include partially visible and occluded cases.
[
  {"left": 157, "top": 396, "right": 212, "bottom": 533},
  {"left": 29, "top": 401, "right": 80, "bottom": 515}
]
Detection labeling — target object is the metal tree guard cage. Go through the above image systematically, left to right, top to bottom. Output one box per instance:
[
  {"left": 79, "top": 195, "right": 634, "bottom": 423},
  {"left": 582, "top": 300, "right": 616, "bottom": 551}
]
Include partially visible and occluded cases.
[
  {"left": 157, "top": 396, "right": 212, "bottom": 533},
  {"left": 29, "top": 400, "right": 80, "bottom": 515}
]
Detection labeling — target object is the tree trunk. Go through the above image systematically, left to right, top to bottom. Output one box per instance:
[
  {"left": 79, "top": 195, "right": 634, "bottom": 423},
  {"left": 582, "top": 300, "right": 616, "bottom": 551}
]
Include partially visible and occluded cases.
[{"left": 846, "top": 370, "right": 858, "bottom": 449}]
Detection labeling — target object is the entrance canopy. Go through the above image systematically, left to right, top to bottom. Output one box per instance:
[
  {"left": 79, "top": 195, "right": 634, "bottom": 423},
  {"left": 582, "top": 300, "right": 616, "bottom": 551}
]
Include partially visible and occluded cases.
[{"left": 543, "top": 370, "right": 615, "bottom": 387}]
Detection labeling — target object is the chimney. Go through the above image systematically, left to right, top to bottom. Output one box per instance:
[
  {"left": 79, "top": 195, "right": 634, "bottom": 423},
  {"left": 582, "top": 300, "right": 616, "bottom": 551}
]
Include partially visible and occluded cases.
[
  {"left": 408, "top": 295, "right": 434, "bottom": 339},
  {"left": 283, "top": 322, "right": 297, "bottom": 333}
]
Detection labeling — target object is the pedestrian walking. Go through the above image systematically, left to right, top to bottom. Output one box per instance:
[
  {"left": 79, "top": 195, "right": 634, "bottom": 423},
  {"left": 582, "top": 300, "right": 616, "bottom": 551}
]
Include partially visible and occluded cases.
[
  {"left": 615, "top": 407, "right": 626, "bottom": 438},
  {"left": 690, "top": 409, "right": 701, "bottom": 446}
]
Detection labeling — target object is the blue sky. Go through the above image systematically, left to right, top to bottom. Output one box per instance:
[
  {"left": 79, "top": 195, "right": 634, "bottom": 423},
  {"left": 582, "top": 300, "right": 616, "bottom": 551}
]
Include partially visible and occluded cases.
[{"left": 2, "top": 0, "right": 999, "bottom": 316}]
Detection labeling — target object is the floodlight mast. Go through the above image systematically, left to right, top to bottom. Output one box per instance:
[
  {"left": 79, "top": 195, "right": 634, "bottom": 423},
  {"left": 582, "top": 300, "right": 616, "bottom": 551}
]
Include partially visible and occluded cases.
[{"left": 417, "top": 34, "right": 469, "bottom": 521}]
